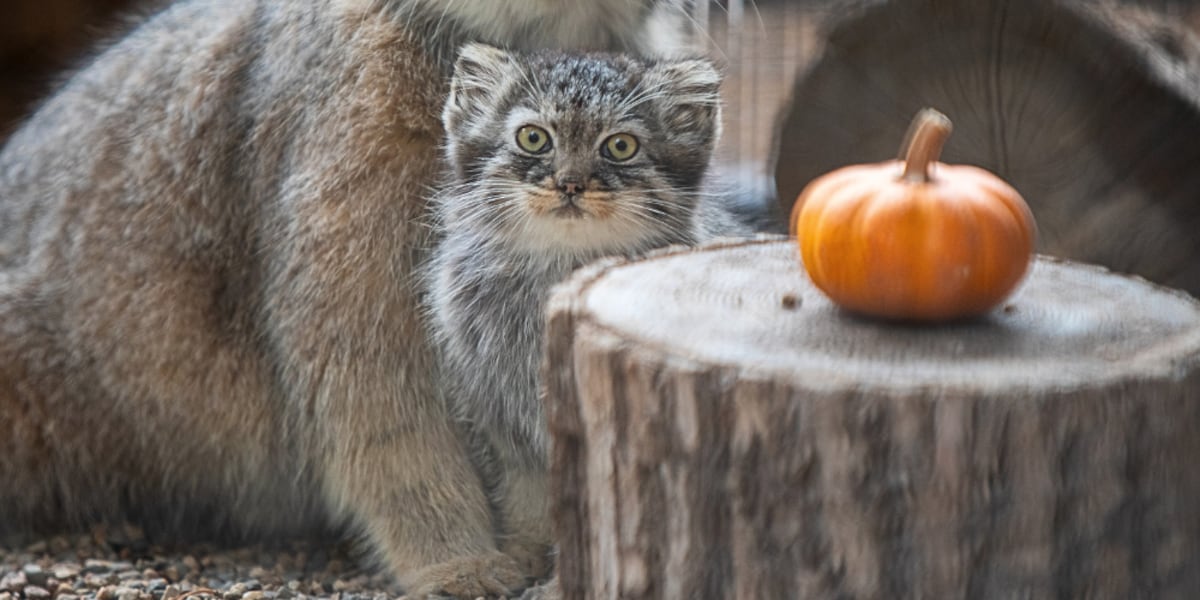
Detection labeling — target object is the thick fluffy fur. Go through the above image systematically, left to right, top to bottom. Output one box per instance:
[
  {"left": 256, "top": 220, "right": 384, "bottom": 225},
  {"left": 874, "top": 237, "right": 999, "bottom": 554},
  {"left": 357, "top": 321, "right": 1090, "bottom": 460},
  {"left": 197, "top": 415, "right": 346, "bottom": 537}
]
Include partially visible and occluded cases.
[
  {"left": 0, "top": 0, "right": 700, "bottom": 598},
  {"left": 398, "top": 0, "right": 701, "bottom": 58},
  {"left": 424, "top": 45, "right": 749, "bottom": 587}
]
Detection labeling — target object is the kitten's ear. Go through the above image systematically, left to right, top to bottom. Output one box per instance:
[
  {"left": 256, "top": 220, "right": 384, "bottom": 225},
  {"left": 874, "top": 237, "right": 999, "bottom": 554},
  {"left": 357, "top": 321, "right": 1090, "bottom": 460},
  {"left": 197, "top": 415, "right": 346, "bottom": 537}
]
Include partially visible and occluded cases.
[
  {"left": 444, "top": 43, "right": 518, "bottom": 134},
  {"left": 645, "top": 58, "right": 724, "bottom": 148}
]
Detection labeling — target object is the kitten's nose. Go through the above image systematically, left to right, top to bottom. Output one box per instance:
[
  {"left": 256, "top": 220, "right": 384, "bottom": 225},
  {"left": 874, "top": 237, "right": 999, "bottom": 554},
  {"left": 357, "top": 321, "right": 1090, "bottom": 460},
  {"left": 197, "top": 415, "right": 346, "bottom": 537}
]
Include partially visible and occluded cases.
[{"left": 557, "top": 179, "right": 583, "bottom": 196}]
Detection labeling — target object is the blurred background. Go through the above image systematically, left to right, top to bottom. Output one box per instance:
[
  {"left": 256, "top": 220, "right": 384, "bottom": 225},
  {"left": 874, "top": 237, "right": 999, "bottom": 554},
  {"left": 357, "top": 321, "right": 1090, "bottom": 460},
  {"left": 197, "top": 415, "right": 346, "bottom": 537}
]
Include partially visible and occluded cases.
[
  {"left": 0, "top": 0, "right": 145, "bottom": 141},
  {"left": 3, "top": 0, "right": 1200, "bottom": 292},
  {"left": 3, "top": 0, "right": 1198, "bottom": 167},
  {"left": 705, "top": 0, "right": 1200, "bottom": 170}
]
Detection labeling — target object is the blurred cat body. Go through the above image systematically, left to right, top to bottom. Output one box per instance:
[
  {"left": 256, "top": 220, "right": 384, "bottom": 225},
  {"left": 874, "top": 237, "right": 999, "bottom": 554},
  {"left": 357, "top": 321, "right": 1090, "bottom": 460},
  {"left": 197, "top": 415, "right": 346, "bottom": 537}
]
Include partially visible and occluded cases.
[
  {"left": 0, "top": 0, "right": 703, "bottom": 597},
  {"left": 425, "top": 45, "right": 749, "bottom": 574}
]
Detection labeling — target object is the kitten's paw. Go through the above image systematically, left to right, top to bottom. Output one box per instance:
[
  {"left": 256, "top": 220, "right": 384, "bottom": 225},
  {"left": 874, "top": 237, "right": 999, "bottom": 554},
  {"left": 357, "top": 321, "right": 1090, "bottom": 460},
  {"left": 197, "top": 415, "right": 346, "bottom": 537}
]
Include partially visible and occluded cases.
[
  {"left": 500, "top": 536, "right": 555, "bottom": 580},
  {"left": 406, "top": 552, "right": 528, "bottom": 599},
  {"left": 518, "top": 576, "right": 561, "bottom": 600}
]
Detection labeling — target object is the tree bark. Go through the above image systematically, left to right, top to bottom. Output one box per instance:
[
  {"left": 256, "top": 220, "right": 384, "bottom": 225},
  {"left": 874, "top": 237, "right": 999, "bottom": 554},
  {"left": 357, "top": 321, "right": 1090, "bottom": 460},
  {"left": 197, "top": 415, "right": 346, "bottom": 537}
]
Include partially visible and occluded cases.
[{"left": 545, "top": 238, "right": 1200, "bottom": 600}]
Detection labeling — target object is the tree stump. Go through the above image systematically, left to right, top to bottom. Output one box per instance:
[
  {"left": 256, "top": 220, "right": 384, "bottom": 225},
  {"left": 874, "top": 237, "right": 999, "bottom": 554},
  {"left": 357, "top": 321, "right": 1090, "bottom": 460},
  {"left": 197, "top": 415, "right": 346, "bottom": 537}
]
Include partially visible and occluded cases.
[
  {"left": 771, "top": 0, "right": 1200, "bottom": 295},
  {"left": 544, "top": 238, "right": 1200, "bottom": 600}
]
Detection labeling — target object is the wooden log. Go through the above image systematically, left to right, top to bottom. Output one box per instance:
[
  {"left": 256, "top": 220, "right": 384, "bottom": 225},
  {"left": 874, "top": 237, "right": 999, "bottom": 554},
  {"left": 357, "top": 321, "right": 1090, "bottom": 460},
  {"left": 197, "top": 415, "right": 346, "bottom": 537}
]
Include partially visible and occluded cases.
[
  {"left": 771, "top": 0, "right": 1200, "bottom": 295},
  {"left": 544, "top": 238, "right": 1200, "bottom": 600}
]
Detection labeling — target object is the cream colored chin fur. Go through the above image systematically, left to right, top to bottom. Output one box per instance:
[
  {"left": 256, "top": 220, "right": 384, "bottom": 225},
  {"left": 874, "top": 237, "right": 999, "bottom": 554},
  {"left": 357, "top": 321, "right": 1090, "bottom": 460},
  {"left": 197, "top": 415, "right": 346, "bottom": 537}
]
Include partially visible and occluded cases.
[{"left": 406, "top": 0, "right": 699, "bottom": 56}]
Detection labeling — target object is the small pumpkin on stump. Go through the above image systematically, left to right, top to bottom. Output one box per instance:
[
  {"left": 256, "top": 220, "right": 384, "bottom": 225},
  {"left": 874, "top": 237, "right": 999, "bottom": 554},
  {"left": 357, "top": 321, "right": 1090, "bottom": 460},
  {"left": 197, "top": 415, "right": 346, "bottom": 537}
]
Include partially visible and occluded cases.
[{"left": 790, "top": 108, "right": 1037, "bottom": 321}]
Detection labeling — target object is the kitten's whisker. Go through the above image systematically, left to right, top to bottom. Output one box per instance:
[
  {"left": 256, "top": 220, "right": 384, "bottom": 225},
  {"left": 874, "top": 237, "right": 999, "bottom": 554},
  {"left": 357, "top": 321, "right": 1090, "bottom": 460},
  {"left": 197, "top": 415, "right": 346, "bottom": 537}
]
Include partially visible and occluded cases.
[
  {"left": 431, "top": 0, "right": 458, "bottom": 52},
  {"left": 747, "top": 0, "right": 768, "bottom": 38},
  {"left": 673, "top": 1, "right": 728, "bottom": 63},
  {"left": 514, "top": 62, "right": 546, "bottom": 102},
  {"left": 621, "top": 86, "right": 655, "bottom": 106},
  {"left": 618, "top": 88, "right": 674, "bottom": 112},
  {"left": 618, "top": 91, "right": 719, "bottom": 116},
  {"left": 438, "top": 189, "right": 528, "bottom": 230},
  {"left": 454, "top": 202, "right": 519, "bottom": 227},
  {"left": 610, "top": 204, "right": 691, "bottom": 233},
  {"left": 627, "top": 206, "right": 695, "bottom": 230}
]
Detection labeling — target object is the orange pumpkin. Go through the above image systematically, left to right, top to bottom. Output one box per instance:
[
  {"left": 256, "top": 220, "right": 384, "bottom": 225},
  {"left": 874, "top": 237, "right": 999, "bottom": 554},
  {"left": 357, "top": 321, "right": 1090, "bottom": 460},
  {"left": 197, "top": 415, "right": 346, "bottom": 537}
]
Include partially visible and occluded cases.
[{"left": 791, "top": 108, "right": 1036, "bottom": 321}]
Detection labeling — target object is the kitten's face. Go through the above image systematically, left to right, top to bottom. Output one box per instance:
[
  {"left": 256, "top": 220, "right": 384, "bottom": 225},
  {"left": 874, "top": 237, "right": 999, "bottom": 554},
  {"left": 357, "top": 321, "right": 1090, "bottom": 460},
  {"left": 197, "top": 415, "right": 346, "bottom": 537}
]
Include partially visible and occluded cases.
[{"left": 442, "top": 44, "right": 721, "bottom": 257}]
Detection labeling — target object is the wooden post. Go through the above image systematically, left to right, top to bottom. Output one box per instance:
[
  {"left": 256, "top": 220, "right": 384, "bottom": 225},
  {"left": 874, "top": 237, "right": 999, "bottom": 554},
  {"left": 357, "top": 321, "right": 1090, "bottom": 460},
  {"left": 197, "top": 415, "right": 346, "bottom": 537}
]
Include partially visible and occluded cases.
[{"left": 544, "top": 238, "right": 1200, "bottom": 600}]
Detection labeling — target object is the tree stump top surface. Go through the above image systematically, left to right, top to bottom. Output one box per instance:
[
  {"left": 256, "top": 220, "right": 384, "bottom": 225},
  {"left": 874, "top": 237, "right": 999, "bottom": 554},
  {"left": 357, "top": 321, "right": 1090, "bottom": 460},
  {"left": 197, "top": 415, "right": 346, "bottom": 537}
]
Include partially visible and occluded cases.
[{"left": 567, "top": 238, "right": 1200, "bottom": 395}]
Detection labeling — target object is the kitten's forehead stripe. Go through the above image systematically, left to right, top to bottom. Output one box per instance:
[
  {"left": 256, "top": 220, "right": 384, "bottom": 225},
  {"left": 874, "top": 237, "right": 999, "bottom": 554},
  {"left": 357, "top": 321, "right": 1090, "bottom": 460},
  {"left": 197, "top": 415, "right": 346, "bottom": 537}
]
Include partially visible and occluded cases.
[{"left": 527, "top": 53, "right": 642, "bottom": 113}]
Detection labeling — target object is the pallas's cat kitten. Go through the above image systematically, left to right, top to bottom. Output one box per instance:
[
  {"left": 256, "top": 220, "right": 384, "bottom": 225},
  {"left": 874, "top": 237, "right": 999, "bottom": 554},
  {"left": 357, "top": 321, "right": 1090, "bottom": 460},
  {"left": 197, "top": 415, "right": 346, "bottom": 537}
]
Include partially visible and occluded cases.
[{"left": 425, "top": 44, "right": 750, "bottom": 573}]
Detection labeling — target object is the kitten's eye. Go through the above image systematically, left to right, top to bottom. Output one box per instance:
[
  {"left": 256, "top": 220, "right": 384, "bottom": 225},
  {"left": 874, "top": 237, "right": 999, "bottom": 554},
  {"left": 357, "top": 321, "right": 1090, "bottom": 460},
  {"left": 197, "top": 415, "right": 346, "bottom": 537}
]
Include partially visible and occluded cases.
[
  {"left": 516, "top": 125, "right": 552, "bottom": 154},
  {"left": 602, "top": 133, "right": 639, "bottom": 162}
]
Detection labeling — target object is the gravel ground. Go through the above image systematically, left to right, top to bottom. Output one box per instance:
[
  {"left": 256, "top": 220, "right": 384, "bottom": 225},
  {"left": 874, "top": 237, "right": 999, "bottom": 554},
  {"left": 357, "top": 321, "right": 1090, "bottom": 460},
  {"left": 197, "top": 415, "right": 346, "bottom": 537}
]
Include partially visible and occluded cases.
[{"left": 0, "top": 525, "right": 406, "bottom": 600}]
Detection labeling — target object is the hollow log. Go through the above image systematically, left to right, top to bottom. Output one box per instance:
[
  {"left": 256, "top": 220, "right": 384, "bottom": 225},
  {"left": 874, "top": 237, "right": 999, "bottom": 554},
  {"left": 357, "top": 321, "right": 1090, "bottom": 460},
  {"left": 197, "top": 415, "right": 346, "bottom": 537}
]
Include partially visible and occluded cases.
[
  {"left": 771, "top": 0, "right": 1200, "bottom": 295},
  {"left": 545, "top": 238, "right": 1200, "bottom": 600}
]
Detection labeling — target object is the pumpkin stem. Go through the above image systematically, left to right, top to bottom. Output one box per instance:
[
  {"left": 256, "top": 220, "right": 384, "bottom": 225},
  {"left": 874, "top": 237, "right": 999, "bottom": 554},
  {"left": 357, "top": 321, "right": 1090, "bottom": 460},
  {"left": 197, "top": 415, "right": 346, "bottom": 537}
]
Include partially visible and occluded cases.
[{"left": 901, "top": 108, "right": 953, "bottom": 183}]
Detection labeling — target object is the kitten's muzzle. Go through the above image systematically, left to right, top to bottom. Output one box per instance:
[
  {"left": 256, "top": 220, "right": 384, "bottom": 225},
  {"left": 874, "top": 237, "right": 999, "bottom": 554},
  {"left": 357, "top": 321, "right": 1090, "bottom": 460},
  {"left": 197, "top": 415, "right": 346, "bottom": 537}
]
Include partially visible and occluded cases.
[
  {"left": 550, "top": 177, "right": 586, "bottom": 219},
  {"left": 553, "top": 189, "right": 585, "bottom": 218}
]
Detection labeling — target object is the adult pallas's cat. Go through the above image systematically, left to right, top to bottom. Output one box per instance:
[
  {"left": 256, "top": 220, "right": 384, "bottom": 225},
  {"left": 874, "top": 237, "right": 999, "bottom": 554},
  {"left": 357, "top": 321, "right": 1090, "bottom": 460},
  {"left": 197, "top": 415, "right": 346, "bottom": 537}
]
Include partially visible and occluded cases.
[{"left": 0, "top": 1, "right": 703, "bottom": 597}]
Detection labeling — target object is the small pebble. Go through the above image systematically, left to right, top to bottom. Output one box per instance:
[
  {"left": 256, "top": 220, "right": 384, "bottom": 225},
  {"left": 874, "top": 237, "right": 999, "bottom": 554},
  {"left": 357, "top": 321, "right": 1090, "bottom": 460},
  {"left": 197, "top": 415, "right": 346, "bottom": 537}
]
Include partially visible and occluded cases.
[
  {"left": 84, "top": 560, "right": 112, "bottom": 575},
  {"left": 53, "top": 564, "right": 81, "bottom": 580},
  {"left": 23, "top": 565, "right": 49, "bottom": 588},
  {"left": 0, "top": 571, "right": 26, "bottom": 591},
  {"left": 95, "top": 571, "right": 121, "bottom": 585},
  {"left": 84, "top": 573, "right": 113, "bottom": 588},
  {"left": 23, "top": 585, "right": 51, "bottom": 600},
  {"left": 161, "top": 585, "right": 182, "bottom": 600}
]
